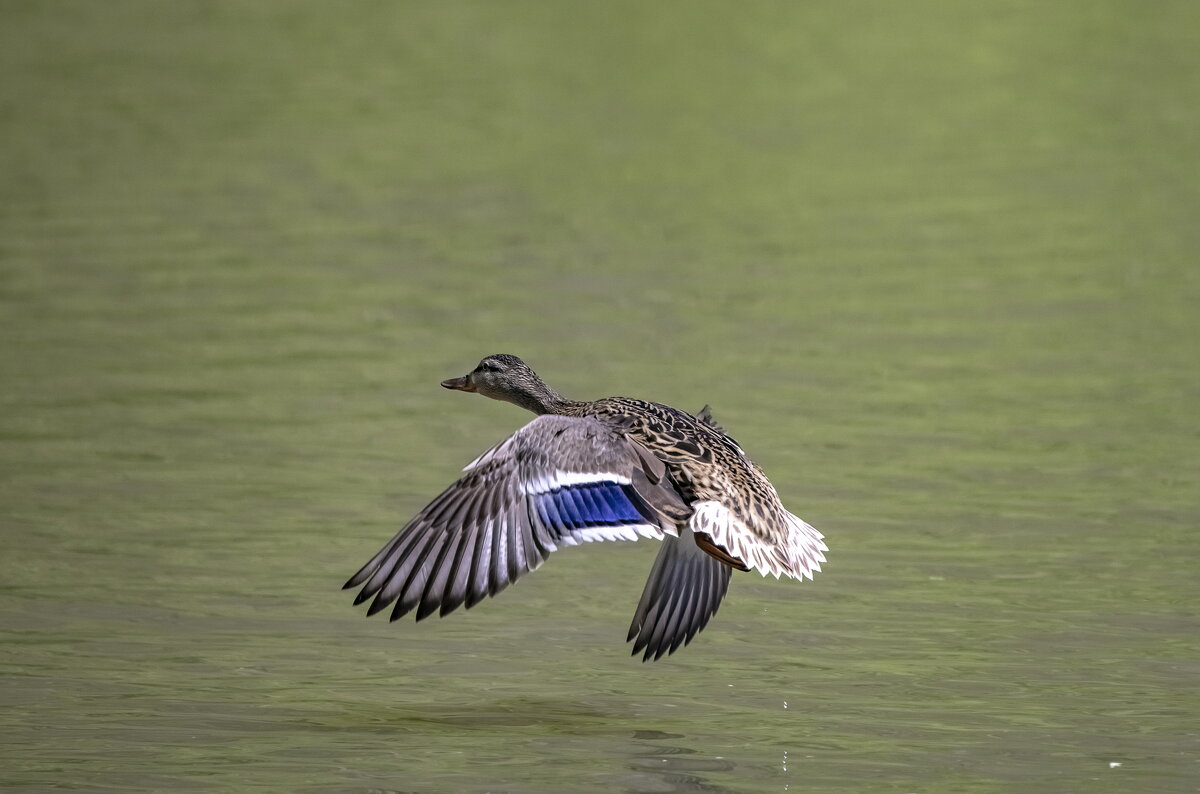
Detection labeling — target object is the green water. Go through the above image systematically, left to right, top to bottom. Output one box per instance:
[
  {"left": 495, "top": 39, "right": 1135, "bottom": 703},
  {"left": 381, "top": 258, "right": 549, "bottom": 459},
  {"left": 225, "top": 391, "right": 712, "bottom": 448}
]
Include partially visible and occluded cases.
[{"left": 2, "top": 2, "right": 1197, "bottom": 791}]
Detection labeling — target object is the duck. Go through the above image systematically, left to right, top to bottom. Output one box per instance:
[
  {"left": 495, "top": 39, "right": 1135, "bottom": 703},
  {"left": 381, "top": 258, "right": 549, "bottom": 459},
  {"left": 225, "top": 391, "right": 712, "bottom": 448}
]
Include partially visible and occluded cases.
[{"left": 344, "top": 354, "right": 827, "bottom": 661}]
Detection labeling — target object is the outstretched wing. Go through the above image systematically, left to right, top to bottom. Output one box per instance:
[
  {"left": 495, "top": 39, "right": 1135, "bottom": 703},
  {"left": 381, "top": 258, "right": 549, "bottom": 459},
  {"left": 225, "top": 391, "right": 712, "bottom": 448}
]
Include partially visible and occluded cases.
[
  {"left": 343, "top": 415, "right": 690, "bottom": 623},
  {"left": 627, "top": 528, "right": 732, "bottom": 661}
]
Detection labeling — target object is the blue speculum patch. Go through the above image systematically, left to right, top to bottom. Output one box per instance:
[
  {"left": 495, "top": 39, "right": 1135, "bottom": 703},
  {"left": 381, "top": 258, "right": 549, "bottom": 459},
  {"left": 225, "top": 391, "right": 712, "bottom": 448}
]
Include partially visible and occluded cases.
[{"left": 535, "top": 482, "right": 644, "bottom": 530}]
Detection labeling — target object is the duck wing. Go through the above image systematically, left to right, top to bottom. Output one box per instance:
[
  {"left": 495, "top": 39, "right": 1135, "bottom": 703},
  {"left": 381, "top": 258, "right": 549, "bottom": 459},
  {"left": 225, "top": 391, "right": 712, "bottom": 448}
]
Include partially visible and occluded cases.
[
  {"left": 343, "top": 415, "right": 690, "bottom": 624},
  {"left": 626, "top": 527, "right": 732, "bottom": 661}
]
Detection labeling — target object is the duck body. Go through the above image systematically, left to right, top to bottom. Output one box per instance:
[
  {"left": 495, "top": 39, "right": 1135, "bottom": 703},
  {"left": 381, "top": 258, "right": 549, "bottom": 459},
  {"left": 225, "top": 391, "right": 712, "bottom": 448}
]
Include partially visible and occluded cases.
[{"left": 344, "top": 354, "right": 827, "bottom": 661}]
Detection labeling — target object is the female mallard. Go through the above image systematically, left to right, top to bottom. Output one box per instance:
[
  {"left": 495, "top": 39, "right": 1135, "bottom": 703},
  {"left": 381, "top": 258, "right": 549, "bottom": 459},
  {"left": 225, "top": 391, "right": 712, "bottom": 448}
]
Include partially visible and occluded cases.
[{"left": 344, "top": 354, "right": 827, "bottom": 661}]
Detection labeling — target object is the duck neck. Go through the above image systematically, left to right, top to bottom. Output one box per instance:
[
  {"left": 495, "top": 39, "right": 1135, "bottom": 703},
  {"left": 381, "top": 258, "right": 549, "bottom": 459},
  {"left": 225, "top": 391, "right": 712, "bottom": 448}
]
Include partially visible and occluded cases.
[{"left": 515, "top": 382, "right": 575, "bottom": 415}]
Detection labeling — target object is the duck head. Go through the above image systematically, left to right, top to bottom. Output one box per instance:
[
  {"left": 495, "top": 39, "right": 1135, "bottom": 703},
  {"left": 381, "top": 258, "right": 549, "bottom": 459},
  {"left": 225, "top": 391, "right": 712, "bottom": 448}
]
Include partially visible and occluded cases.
[{"left": 441, "top": 354, "right": 566, "bottom": 415}]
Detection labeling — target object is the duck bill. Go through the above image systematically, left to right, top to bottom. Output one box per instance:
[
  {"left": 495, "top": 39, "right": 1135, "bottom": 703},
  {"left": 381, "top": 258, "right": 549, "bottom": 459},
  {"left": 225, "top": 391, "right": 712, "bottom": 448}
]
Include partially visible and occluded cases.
[{"left": 440, "top": 375, "right": 476, "bottom": 392}]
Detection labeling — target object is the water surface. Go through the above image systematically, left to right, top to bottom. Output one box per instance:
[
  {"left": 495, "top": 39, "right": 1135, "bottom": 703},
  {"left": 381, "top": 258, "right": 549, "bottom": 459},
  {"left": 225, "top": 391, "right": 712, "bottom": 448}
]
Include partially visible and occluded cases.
[{"left": 2, "top": 2, "right": 1197, "bottom": 792}]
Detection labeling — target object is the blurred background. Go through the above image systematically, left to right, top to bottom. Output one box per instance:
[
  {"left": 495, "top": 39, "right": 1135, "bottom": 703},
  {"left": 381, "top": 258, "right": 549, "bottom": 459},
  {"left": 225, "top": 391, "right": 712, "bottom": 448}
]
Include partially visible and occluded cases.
[{"left": 1, "top": 2, "right": 1196, "bottom": 791}]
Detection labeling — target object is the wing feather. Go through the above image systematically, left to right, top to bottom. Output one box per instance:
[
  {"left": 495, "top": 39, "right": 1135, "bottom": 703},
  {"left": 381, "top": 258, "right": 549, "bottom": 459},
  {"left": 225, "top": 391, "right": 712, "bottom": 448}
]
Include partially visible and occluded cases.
[
  {"left": 439, "top": 516, "right": 478, "bottom": 617},
  {"left": 467, "top": 517, "right": 494, "bottom": 608},
  {"left": 627, "top": 528, "right": 732, "bottom": 661},
  {"left": 391, "top": 532, "right": 449, "bottom": 620}
]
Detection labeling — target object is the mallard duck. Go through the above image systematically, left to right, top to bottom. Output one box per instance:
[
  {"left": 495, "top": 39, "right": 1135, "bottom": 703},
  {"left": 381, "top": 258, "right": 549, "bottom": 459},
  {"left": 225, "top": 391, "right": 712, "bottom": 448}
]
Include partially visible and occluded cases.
[{"left": 344, "top": 354, "right": 827, "bottom": 661}]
